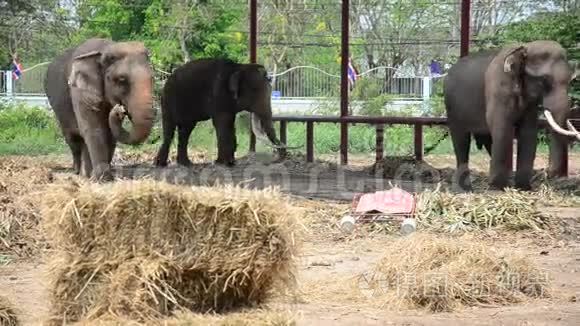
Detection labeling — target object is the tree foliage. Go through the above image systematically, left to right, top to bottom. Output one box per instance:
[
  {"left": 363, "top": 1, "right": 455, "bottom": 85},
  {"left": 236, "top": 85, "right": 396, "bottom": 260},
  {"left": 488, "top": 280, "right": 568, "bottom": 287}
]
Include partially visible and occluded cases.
[
  {"left": 0, "top": 0, "right": 73, "bottom": 66},
  {"left": 1, "top": 0, "right": 578, "bottom": 99},
  {"left": 71, "top": 0, "right": 246, "bottom": 71}
]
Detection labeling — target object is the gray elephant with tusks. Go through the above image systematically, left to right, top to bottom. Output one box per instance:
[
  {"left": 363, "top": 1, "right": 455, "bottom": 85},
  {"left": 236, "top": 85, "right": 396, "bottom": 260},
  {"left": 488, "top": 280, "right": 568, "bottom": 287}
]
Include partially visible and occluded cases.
[
  {"left": 44, "top": 38, "right": 156, "bottom": 181},
  {"left": 444, "top": 40, "right": 580, "bottom": 191},
  {"left": 154, "top": 58, "right": 292, "bottom": 167}
]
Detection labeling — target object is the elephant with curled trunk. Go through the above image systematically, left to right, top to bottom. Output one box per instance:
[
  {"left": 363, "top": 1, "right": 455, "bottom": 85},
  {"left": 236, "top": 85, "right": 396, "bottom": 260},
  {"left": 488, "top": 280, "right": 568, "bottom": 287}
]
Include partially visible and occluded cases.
[
  {"left": 44, "top": 38, "right": 155, "bottom": 181},
  {"left": 444, "top": 40, "right": 579, "bottom": 191},
  {"left": 154, "top": 58, "right": 289, "bottom": 167}
]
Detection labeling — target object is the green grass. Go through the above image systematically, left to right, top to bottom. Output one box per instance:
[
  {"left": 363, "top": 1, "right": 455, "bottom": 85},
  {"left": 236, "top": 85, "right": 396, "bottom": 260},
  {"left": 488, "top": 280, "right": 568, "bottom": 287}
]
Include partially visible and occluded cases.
[
  {"left": 0, "top": 102, "right": 67, "bottom": 155},
  {"left": 0, "top": 103, "right": 571, "bottom": 158}
]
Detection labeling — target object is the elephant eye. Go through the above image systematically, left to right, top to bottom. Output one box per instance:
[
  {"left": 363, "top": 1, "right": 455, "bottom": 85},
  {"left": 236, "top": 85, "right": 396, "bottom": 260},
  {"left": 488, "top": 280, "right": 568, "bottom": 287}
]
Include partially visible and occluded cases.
[
  {"left": 102, "top": 54, "right": 119, "bottom": 67},
  {"left": 114, "top": 75, "right": 128, "bottom": 85}
]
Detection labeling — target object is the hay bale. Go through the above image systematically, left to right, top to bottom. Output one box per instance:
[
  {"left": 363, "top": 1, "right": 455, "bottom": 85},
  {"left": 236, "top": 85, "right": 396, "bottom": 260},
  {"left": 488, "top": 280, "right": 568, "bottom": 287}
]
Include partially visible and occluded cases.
[
  {"left": 0, "top": 156, "right": 54, "bottom": 258},
  {"left": 41, "top": 180, "right": 301, "bottom": 324},
  {"left": 416, "top": 186, "right": 554, "bottom": 233},
  {"left": 361, "top": 233, "right": 550, "bottom": 312},
  {"left": 0, "top": 296, "right": 19, "bottom": 326},
  {"left": 73, "top": 310, "right": 294, "bottom": 325}
]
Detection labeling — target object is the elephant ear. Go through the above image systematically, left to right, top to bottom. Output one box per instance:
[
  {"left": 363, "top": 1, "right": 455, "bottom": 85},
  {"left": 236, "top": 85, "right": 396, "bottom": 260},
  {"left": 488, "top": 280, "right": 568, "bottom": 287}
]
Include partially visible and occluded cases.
[
  {"left": 503, "top": 46, "right": 527, "bottom": 73},
  {"left": 68, "top": 50, "right": 104, "bottom": 106},
  {"left": 228, "top": 70, "right": 242, "bottom": 101}
]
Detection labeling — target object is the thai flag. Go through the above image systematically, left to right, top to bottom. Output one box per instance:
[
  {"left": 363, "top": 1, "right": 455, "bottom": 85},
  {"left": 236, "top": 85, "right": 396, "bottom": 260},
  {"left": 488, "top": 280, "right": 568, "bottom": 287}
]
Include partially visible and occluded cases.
[
  {"left": 347, "top": 58, "right": 358, "bottom": 88},
  {"left": 12, "top": 60, "right": 22, "bottom": 80}
]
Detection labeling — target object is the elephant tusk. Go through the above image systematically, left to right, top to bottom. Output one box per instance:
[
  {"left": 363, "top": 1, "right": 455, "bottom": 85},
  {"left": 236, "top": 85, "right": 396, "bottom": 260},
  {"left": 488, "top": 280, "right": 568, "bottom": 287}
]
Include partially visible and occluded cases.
[
  {"left": 544, "top": 110, "right": 579, "bottom": 137},
  {"left": 249, "top": 113, "right": 300, "bottom": 149},
  {"left": 250, "top": 113, "right": 273, "bottom": 144},
  {"left": 565, "top": 120, "right": 580, "bottom": 141}
]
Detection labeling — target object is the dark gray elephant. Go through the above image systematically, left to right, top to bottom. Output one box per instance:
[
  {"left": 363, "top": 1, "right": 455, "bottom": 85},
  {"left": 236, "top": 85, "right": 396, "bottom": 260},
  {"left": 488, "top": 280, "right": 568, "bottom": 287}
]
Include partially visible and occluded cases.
[
  {"left": 44, "top": 38, "right": 155, "bottom": 181},
  {"left": 444, "top": 40, "right": 579, "bottom": 191},
  {"left": 154, "top": 58, "right": 289, "bottom": 167}
]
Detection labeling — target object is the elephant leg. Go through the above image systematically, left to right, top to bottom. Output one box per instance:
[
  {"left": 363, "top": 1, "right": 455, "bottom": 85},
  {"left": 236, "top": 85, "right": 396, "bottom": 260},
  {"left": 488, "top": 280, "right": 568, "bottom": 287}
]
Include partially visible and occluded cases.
[
  {"left": 74, "top": 110, "right": 114, "bottom": 182},
  {"left": 514, "top": 112, "right": 538, "bottom": 191},
  {"left": 213, "top": 113, "right": 236, "bottom": 166},
  {"left": 154, "top": 116, "right": 176, "bottom": 167},
  {"left": 176, "top": 123, "right": 195, "bottom": 167},
  {"left": 489, "top": 123, "right": 514, "bottom": 191},
  {"left": 81, "top": 128, "right": 113, "bottom": 181},
  {"left": 449, "top": 128, "right": 472, "bottom": 192},
  {"left": 105, "top": 129, "right": 116, "bottom": 164},
  {"left": 547, "top": 131, "right": 568, "bottom": 178},
  {"left": 65, "top": 134, "right": 82, "bottom": 175},
  {"left": 81, "top": 141, "right": 92, "bottom": 178},
  {"left": 108, "top": 142, "right": 116, "bottom": 165}
]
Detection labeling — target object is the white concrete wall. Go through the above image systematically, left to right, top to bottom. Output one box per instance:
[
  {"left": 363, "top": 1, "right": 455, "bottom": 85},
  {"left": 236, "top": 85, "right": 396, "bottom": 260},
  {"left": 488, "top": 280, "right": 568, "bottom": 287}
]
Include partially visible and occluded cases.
[{"left": 1, "top": 95, "right": 430, "bottom": 116}]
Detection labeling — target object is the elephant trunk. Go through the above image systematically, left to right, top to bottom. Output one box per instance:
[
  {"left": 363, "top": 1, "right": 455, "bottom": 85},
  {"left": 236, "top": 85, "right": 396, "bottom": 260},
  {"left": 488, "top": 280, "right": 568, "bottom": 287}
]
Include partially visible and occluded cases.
[
  {"left": 108, "top": 66, "right": 155, "bottom": 145},
  {"left": 251, "top": 112, "right": 286, "bottom": 148}
]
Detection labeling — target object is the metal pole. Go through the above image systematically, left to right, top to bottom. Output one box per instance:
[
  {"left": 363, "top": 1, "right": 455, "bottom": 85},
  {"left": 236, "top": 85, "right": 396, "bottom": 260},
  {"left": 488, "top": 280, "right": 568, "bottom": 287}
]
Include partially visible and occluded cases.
[
  {"left": 249, "top": 0, "right": 257, "bottom": 152},
  {"left": 250, "top": 0, "right": 257, "bottom": 63},
  {"left": 340, "top": 0, "right": 350, "bottom": 165},
  {"left": 460, "top": 0, "right": 471, "bottom": 57},
  {"left": 5, "top": 71, "right": 13, "bottom": 97},
  {"left": 279, "top": 121, "right": 287, "bottom": 158},
  {"left": 306, "top": 122, "right": 314, "bottom": 162},
  {"left": 375, "top": 124, "right": 384, "bottom": 163},
  {"left": 414, "top": 125, "right": 424, "bottom": 161},
  {"left": 559, "top": 148, "right": 569, "bottom": 177}
]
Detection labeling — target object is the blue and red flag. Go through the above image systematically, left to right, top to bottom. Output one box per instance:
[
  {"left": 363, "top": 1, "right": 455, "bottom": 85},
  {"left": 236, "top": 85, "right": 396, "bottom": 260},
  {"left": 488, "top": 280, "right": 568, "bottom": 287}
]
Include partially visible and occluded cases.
[
  {"left": 347, "top": 58, "right": 358, "bottom": 88},
  {"left": 11, "top": 60, "right": 23, "bottom": 80}
]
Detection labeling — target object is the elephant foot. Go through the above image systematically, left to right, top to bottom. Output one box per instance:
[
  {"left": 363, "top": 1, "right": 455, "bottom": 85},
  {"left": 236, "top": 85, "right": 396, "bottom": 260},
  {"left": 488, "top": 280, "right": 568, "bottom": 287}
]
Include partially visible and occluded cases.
[
  {"left": 154, "top": 157, "right": 168, "bottom": 168},
  {"left": 177, "top": 158, "right": 194, "bottom": 168},
  {"left": 215, "top": 158, "right": 235, "bottom": 167},
  {"left": 91, "top": 164, "right": 114, "bottom": 182},
  {"left": 546, "top": 167, "right": 566, "bottom": 179},
  {"left": 452, "top": 170, "right": 472, "bottom": 193},
  {"left": 514, "top": 175, "right": 532, "bottom": 191},
  {"left": 489, "top": 182, "right": 507, "bottom": 191},
  {"left": 452, "top": 183, "right": 473, "bottom": 193},
  {"left": 515, "top": 183, "right": 532, "bottom": 191}
]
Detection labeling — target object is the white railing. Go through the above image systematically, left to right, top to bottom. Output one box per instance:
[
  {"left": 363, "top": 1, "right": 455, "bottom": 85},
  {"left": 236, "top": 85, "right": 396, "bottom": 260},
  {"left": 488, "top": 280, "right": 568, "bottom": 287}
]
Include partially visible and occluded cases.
[
  {"left": 1, "top": 62, "right": 50, "bottom": 96},
  {"left": 1, "top": 64, "right": 445, "bottom": 116},
  {"left": 269, "top": 65, "right": 440, "bottom": 99}
]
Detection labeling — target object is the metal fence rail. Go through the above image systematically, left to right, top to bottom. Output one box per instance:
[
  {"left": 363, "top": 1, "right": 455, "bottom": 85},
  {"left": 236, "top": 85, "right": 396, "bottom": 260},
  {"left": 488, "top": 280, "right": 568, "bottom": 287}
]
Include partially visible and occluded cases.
[
  {"left": 2, "top": 63, "right": 437, "bottom": 99},
  {"left": 13, "top": 64, "right": 48, "bottom": 95},
  {"left": 270, "top": 65, "right": 434, "bottom": 99},
  {"left": 0, "top": 71, "right": 6, "bottom": 95}
]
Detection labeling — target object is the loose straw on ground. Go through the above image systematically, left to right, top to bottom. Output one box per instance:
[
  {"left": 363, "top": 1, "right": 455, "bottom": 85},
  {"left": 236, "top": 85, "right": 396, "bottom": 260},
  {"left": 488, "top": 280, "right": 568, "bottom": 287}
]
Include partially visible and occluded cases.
[
  {"left": 358, "top": 233, "right": 551, "bottom": 312},
  {"left": 0, "top": 295, "right": 19, "bottom": 326}
]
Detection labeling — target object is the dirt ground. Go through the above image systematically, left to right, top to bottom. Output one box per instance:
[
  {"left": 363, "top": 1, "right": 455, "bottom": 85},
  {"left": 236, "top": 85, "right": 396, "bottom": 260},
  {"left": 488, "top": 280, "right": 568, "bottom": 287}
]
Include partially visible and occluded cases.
[{"left": 1, "top": 151, "right": 580, "bottom": 325}]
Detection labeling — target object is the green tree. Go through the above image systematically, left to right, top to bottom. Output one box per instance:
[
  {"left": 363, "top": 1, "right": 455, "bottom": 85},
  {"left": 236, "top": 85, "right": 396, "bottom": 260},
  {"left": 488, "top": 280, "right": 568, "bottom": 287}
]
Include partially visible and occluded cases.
[
  {"left": 0, "top": 0, "right": 75, "bottom": 65},
  {"left": 69, "top": 0, "right": 246, "bottom": 71},
  {"left": 74, "top": 0, "right": 151, "bottom": 42},
  {"left": 141, "top": 0, "right": 247, "bottom": 71}
]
